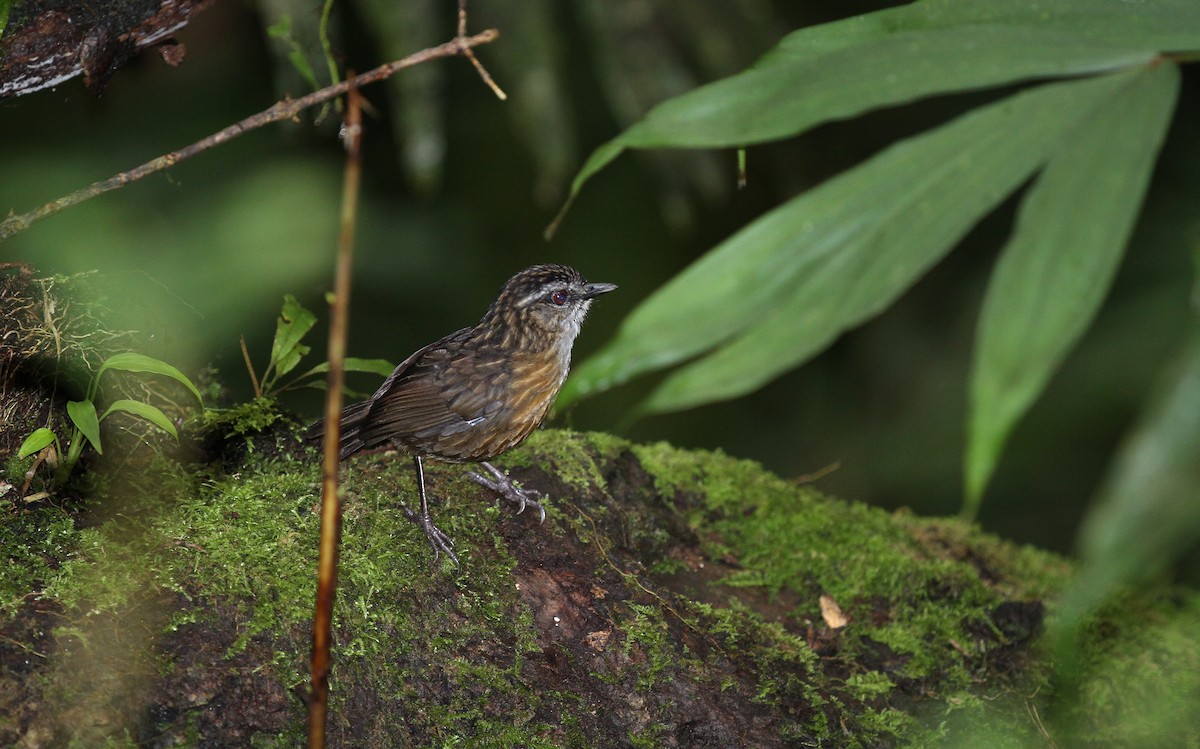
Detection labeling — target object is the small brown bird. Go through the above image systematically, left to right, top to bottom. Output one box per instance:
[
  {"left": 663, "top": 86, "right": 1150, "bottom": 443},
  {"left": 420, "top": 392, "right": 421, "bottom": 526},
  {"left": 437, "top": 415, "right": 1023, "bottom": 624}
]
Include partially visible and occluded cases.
[{"left": 312, "top": 264, "right": 615, "bottom": 564}]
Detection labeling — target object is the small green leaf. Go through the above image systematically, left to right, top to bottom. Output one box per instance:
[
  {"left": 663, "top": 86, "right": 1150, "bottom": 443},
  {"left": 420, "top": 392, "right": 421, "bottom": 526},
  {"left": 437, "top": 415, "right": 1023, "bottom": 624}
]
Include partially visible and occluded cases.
[
  {"left": 0, "top": 0, "right": 12, "bottom": 41},
  {"left": 318, "top": 0, "right": 341, "bottom": 88},
  {"left": 267, "top": 15, "right": 320, "bottom": 90},
  {"left": 965, "top": 63, "right": 1180, "bottom": 515},
  {"left": 270, "top": 295, "right": 318, "bottom": 379},
  {"left": 98, "top": 352, "right": 204, "bottom": 405},
  {"left": 279, "top": 357, "right": 394, "bottom": 393},
  {"left": 303, "top": 357, "right": 396, "bottom": 378},
  {"left": 347, "top": 357, "right": 395, "bottom": 376},
  {"left": 67, "top": 400, "right": 102, "bottom": 455},
  {"left": 101, "top": 400, "right": 179, "bottom": 439},
  {"left": 18, "top": 428, "right": 58, "bottom": 459}
]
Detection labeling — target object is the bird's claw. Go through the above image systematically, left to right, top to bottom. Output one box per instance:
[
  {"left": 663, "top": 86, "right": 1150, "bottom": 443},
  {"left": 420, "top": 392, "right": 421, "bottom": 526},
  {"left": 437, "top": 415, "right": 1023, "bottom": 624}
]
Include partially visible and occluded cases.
[
  {"left": 469, "top": 462, "right": 547, "bottom": 523},
  {"left": 403, "top": 505, "right": 460, "bottom": 567}
]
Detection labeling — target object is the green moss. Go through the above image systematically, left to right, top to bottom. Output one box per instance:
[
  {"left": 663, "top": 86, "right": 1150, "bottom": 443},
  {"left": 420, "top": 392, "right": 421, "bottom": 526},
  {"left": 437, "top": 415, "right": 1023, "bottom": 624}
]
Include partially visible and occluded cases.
[
  {"left": 201, "top": 396, "right": 284, "bottom": 439},
  {"left": 7, "top": 428, "right": 1199, "bottom": 746},
  {"left": 514, "top": 429, "right": 622, "bottom": 496},
  {"left": 627, "top": 438, "right": 1060, "bottom": 740},
  {"left": 19, "top": 439, "right": 559, "bottom": 739},
  {"left": 4, "top": 448, "right": 35, "bottom": 486},
  {"left": 0, "top": 502, "right": 80, "bottom": 614},
  {"left": 1064, "top": 591, "right": 1200, "bottom": 747},
  {"left": 621, "top": 602, "right": 695, "bottom": 692},
  {"left": 845, "top": 671, "right": 895, "bottom": 701},
  {"left": 857, "top": 705, "right": 917, "bottom": 740},
  {"left": 467, "top": 719, "right": 562, "bottom": 749},
  {"left": 627, "top": 724, "right": 668, "bottom": 748},
  {"left": 78, "top": 732, "right": 139, "bottom": 748}
]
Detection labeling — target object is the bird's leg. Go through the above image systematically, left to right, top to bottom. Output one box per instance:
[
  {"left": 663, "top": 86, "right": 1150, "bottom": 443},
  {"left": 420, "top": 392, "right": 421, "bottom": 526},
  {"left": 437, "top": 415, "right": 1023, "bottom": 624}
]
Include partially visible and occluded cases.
[
  {"left": 405, "top": 455, "right": 459, "bottom": 566},
  {"left": 468, "top": 461, "right": 547, "bottom": 523}
]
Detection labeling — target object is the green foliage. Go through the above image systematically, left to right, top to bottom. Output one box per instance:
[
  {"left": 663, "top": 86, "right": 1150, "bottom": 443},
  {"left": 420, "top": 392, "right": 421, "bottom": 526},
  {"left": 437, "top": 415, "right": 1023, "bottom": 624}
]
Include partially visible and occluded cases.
[
  {"left": 0, "top": 0, "right": 11, "bottom": 41},
  {"left": 317, "top": 0, "right": 340, "bottom": 89},
  {"left": 324, "top": 0, "right": 776, "bottom": 198},
  {"left": 556, "top": 0, "right": 1197, "bottom": 565},
  {"left": 264, "top": 3, "right": 340, "bottom": 120},
  {"left": 552, "top": 6, "right": 1200, "bottom": 725},
  {"left": 265, "top": 16, "right": 320, "bottom": 91},
  {"left": 966, "top": 67, "right": 1177, "bottom": 515},
  {"left": 246, "top": 294, "right": 392, "bottom": 398},
  {"left": 264, "top": 294, "right": 317, "bottom": 394},
  {"left": 1051, "top": 332, "right": 1200, "bottom": 654},
  {"left": 18, "top": 352, "right": 203, "bottom": 485},
  {"left": 201, "top": 396, "right": 283, "bottom": 440},
  {"left": 65, "top": 399, "right": 102, "bottom": 454},
  {"left": 17, "top": 427, "right": 57, "bottom": 458},
  {"left": 0, "top": 502, "right": 78, "bottom": 615}
]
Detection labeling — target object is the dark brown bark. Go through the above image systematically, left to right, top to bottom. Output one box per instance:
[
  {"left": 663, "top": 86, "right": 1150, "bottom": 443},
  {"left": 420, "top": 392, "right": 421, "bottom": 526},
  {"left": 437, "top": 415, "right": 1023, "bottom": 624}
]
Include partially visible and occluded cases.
[{"left": 0, "top": 0, "right": 213, "bottom": 99}]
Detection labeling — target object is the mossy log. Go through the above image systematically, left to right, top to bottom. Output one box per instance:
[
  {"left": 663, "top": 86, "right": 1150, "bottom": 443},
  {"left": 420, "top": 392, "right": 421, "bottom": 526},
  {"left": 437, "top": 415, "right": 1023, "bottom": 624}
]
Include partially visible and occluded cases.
[{"left": 3, "top": 422, "right": 1198, "bottom": 747}]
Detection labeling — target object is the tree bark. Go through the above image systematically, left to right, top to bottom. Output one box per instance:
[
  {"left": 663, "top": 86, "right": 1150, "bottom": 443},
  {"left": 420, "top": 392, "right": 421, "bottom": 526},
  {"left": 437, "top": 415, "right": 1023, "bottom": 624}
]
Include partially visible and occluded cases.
[{"left": 0, "top": 0, "right": 213, "bottom": 99}]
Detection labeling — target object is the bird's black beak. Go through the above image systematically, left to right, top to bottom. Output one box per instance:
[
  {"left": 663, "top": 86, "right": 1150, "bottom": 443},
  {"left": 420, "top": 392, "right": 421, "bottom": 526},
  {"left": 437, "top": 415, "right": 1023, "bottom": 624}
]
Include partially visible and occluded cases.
[{"left": 582, "top": 282, "right": 617, "bottom": 299}]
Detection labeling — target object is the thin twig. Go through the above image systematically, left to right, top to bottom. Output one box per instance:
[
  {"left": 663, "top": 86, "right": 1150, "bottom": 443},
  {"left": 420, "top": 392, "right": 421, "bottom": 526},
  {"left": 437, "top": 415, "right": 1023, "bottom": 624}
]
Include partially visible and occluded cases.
[
  {"left": 458, "top": 0, "right": 506, "bottom": 100},
  {"left": 0, "top": 29, "right": 499, "bottom": 242},
  {"left": 307, "top": 78, "right": 363, "bottom": 749},
  {"left": 239, "top": 336, "right": 261, "bottom": 399},
  {"left": 794, "top": 461, "right": 840, "bottom": 484},
  {"left": 1026, "top": 696, "right": 1060, "bottom": 749}
]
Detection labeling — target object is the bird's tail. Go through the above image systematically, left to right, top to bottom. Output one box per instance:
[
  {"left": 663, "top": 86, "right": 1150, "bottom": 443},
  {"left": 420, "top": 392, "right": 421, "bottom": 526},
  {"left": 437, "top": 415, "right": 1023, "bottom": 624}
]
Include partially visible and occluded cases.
[{"left": 306, "top": 401, "right": 372, "bottom": 460}]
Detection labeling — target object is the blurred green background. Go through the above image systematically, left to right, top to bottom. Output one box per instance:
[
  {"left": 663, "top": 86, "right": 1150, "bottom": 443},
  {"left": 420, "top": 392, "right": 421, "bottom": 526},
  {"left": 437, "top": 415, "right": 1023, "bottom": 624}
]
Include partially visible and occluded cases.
[{"left": 1, "top": 0, "right": 1197, "bottom": 562}]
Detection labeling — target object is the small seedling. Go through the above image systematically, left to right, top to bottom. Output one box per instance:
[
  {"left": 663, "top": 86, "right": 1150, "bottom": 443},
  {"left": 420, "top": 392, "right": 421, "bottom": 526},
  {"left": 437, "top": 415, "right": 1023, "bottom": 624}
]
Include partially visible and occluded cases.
[
  {"left": 241, "top": 294, "right": 392, "bottom": 398},
  {"left": 17, "top": 352, "right": 203, "bottom": 486}
]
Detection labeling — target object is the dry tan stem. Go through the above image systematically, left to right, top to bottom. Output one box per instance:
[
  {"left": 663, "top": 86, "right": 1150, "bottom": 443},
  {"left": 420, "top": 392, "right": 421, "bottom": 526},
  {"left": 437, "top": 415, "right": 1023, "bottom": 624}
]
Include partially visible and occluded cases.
[
  {"left": 307, "top": 77, "right": 364, "bottom": 749},
  {"left": 239, "top": 336, "right": 261, "bottom": 399}
]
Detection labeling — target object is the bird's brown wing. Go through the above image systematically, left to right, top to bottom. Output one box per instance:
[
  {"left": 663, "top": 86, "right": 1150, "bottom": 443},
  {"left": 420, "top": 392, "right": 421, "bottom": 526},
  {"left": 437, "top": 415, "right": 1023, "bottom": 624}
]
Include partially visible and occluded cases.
[{"left": 351, "top": 331, "right": 509, "bottom": 457}]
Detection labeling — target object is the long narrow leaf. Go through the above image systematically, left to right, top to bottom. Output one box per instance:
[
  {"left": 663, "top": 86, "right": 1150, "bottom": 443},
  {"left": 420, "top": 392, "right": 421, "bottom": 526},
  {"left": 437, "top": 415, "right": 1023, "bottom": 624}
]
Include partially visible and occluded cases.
[
  {"left": 554, "top": 0, "right": 1199, "bottom": 224},
  {"left": 615, "top": 27, "right": 1147, "bottom": 152},
  {"left": 965, "top": 63, "right": 1179, "bottom": 513},
  {"left": 563, "top": 72, "right": 1142, "bottom": 412},
  {"left": 636, "top": 72, "right": 1149, "bottom": 413},
  {"left": 1053, "top": 327, "right": 1200, "bottom": 639},
  {"left": 1079, "top": 329, "right": 1200, "bottom": 574},
  {"left": 98, "top": 352, "right": 204, "bottom": 405},
  {"left": 281, "top": 357, "right": 395, "bottom": 393},
  {"left": 298, "top": 357, "right": 395, "bottom": 378},
  {"left": 67, "top": 400, "right": 102, "bottom": 454},
  {"left": 101, "top": 400, "right": 180, "bottom": 439}
]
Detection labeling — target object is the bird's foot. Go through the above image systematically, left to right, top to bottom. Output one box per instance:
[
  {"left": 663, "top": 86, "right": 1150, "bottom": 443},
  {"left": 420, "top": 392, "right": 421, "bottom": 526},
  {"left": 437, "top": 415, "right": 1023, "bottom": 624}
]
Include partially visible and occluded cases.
[
  {"left": 469, "top": 461, "right": 547, "bottom": 523},
  {"left": 402, "top": 505, "right": 460, "bottom": 567}
]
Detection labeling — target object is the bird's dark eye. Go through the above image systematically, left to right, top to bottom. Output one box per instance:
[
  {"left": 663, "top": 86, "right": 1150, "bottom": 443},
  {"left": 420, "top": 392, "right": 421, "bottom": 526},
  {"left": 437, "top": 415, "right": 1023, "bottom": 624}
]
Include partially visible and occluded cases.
[{"left": 549, "top": 289, "right": 569, "bottom": 306}]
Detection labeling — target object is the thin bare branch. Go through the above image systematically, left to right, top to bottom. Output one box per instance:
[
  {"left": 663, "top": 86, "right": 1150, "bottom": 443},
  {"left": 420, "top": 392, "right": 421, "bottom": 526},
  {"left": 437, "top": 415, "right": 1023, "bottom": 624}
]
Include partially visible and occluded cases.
[
  {"left": 458, "top": 0, "right": 507, "bottom": 100},
  {"left": 0, "top": 29, "right": 499, "bottom": 242},
  {"left": 239, "top": 336, "right": 261, "bottom": 399}
]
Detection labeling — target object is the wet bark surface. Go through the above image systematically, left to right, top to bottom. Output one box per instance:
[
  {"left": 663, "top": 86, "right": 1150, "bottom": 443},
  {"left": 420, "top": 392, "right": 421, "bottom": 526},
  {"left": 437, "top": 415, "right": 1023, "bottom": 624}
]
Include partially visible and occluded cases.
[{"left": 0, "top": 0, "right": 212, "bottom": 99}]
